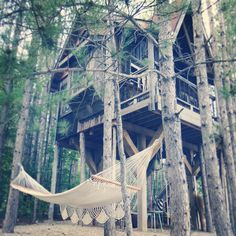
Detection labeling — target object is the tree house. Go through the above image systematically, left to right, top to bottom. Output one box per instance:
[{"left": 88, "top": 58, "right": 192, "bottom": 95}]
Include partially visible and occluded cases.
[{"left": 50, "top": 10, "right": 218, "bottom": 231}]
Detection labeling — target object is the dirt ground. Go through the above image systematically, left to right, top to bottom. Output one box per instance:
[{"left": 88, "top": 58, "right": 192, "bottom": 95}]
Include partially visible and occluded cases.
[{"left": 1, "top": 221, "right": 216, "bottom": 236}]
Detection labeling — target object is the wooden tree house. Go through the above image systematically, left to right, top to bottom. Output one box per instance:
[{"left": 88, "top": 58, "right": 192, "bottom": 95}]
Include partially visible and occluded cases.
[{"left": 49, "top": 9, "right": 219, "bottom": 231}]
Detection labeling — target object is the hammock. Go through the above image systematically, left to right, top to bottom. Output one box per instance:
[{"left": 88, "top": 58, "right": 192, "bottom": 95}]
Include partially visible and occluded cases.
[{"left": 11, "top": 136, "right": 163, "bottom": 225}]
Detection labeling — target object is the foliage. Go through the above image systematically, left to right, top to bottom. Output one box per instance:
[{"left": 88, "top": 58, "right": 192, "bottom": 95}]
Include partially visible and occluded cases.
[{"left": 221, "top": 0, "right": 236, "bottom": 46}]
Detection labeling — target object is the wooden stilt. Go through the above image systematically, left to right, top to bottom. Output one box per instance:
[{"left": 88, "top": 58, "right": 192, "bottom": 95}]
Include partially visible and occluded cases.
[
  {"left": 80, "top": 132, "right": 86, "bottom": 183},
  {"left": 137, "top": 135, "right": 147, "bottom": 231}
]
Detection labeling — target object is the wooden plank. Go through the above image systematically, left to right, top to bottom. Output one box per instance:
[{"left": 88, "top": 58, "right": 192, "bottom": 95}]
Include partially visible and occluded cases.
[
  {"left": 121, "top": 99, "right": 149, "bottom": 116},
  {"left": 78, "top": 115, "right": 104, "bottom": 132},
  {"left": 123, "top": 121, "right": 155, "bottom": 138},
  {"left": 123, "top": 129, "right": 139, "bottom": 156},
  {"left": 85, "top": 150, "right": 97, "bottom": 174},
  {"left": 183, "top": 155, "right": 192, "bottom": 174},
  {"left": 91, "top": 175, "right": 141, "bottom": 191}
]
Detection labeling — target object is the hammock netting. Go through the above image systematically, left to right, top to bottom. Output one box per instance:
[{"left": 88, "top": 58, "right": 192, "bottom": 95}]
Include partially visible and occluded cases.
[{"left": 11, "top": 137, "right": 163, "bottom": 225}]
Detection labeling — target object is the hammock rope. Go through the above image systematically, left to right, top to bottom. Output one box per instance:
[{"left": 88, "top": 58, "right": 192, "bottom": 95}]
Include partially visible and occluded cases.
[{"left": 11, "top": 136, "right": 163, "bottom": 224}]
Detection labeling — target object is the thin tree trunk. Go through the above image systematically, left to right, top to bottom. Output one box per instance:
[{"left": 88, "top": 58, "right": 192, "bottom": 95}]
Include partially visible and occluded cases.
[
  {"left": 0, "top": 0, "right": 22, "bottom": 185},
  {"left": 191, "top": 1, "right": 233, "bottom": 235},
  {"left": 106, "top": 8, "right": 133, "bottom": 234},
  {"left": 159, "top": 10, "right": 190, "bottom": 236},
  {"left": 102, "top": 22, "right": 116, "bottom": 234},
  {"left": 103, "top": 75, "right": 116, "bottom": 236},
  {"left": 113, "top": 77, "right": 133, "bottom": 236},
  {"left": 2, "top": 78, "right": 33, "bottom": 233},
  {"left": 0, "top": 80, "right": 11, "bottom": 184},
  {"left": 32, "top": 85, "right": 48, "bottom": 222},
  {"left": 48, "top": 93, "right": 60, "bottom": 220},
  {"left": 48, "top": 95, "right": 59, "bottom": 218},
  {"left": 48, "top": 143, "right": 59, "bottom": 221},
  {"left": 199, "top": 147, "right": 213, "bottom": 232},
  {"left": 220, "top": 151, "right": 231, "bottom": 224}
]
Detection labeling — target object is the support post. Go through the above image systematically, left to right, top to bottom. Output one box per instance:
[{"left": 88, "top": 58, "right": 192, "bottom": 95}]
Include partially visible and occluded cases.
[
  {"left": 80, "top": 132, "right": 86, "bottom": 183},
  {"left": 137, "top": 135, "right": 147, "bottom": 231},
  {"left": 48, "top": 143, "right": 59, "bottom": 221}
]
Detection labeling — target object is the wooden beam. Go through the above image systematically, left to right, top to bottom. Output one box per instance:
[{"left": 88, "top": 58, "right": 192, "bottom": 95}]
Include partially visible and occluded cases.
[
  {"left": 183, "top": 22, "right": 194, "bottom": 55},
  {"left": 78, "top": 115, "right": 104, "bottom": 132},
  {"left": 123, "top": 121, "right": 155, "bottom": 138},
  {"left": 148, "top": 126, "right": 163, "bottom": 147},
  {"left": 123, "top": 129, "right": 139, "bottom": 156},
  {"left": 80, "top": 132, "right": 86, "bottom": 183},
  {"left": 137, "top": 135, "right": 147, "bottom": 231},
  {"left": 85, "top": 150, "right": 97, "bottom": 174},
  {"left": 183, "top": 155, "right": 192, "bottom": 175},
  {"left": 194, "top": 166, "right": 201, "bottom": 176}
]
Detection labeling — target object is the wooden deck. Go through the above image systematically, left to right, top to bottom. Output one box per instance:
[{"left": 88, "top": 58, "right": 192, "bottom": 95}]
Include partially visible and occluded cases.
[{"left": 78, "top": 90, "right": 201, "bottom": 134}]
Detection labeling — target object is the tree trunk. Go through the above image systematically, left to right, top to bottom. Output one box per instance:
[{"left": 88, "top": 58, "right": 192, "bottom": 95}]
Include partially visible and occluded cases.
[
  {"left": 0, "top": 1, "right": 22, "bottom": 186},
  {"left": 191, "top": 1, "right": 233, "bottom": 235},
  {"left": 205, "top": 2, "right": 236, "bottom": 232},
  {"left": 159, "top": 11, "right": 190, "bottom": 236},
  {"left": 103, "top": 41, "right": 116, "bottom": 236},
  {"left": 113, "top": 77, "right": 133, "bottom": 236},
  {"left": 2, "top": 79, "right": 33, "bottom": 233},
  {"left": 0, "top": 80, "right": 11, "bottom": 184},
  {"left": 33, "top": 84, "right": 48, "bottom": 222},
  {"left": 48, "top": 143, "right": 59, "bottom": 221},
  {"left": 199, "top": 147, "right": 213, "bottom": 232},
  {"left": 220, "top": 151, "right": 229, "bottom": 214}
]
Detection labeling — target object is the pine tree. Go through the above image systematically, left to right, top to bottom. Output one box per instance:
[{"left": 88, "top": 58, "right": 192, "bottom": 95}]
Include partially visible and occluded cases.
[
  {"left": 191, "top": 0, "right": 233, "bottom": 235},
  {"left": 158, "top": 6, "right": 190, "bottom": 235}
]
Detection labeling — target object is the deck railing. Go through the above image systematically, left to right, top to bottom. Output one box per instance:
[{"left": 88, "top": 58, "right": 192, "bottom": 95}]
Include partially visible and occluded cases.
[{"left": 59, "top": 70, "right": 217, "bottom": 122}]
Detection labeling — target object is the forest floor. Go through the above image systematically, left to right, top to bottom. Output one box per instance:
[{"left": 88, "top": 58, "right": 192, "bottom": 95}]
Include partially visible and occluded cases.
[{"left": 1, "top": 221, "right": 216, "bottom": 236}]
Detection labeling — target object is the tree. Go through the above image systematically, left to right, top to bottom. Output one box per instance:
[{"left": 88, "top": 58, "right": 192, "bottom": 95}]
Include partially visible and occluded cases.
[
  {"left": 1, "top": 0, "right": 68, "bottom": 231},
  {"left": 191, "top": 0, "right": 233, "bottom": 235},
  {"left": 205, "top": 0, "right": 236, "bottom": 232},
  {"left": 158, "top": 4, "right": 190, "bottom": 236},
  {"left": 103, "top": 33, "right": 116, "bottom": 236},
  {"left": 2, "top": 77, "right": 34, "bottom": 233}
]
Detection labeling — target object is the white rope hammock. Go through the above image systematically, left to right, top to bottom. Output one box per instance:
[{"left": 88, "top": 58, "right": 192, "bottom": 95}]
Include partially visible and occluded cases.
[{"left": 11, "top": 137, "right": 163, "bottom": 225}]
